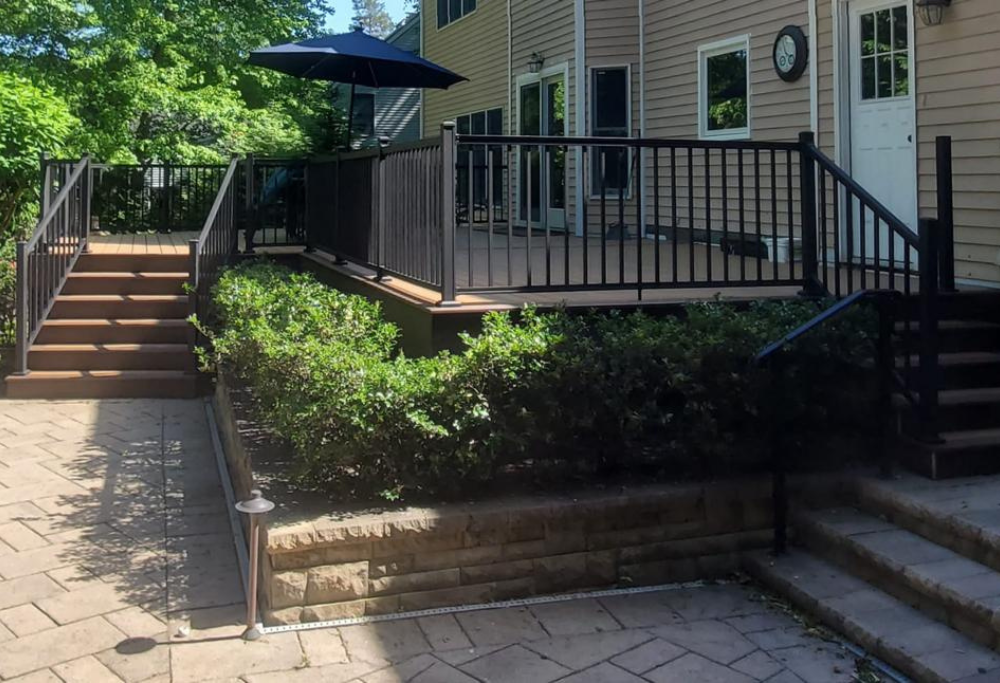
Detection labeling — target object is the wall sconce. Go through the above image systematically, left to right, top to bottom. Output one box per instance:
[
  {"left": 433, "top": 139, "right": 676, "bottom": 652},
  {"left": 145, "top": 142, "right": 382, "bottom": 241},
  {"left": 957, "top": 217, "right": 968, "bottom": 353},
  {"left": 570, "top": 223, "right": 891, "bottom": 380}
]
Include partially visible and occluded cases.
[
  {"left": 916, "top": 0, "right": 951, "bottom": 26},
  {"left": 528, "top": 52, "right": 545, "bottom": 74}
]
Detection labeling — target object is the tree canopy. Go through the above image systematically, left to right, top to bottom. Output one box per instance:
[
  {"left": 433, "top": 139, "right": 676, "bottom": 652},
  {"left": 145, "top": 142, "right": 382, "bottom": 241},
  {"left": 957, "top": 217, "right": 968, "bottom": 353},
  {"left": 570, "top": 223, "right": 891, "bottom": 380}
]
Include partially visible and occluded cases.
[{"left": 351, "top": 0, "right": 395, "bottom": 38}]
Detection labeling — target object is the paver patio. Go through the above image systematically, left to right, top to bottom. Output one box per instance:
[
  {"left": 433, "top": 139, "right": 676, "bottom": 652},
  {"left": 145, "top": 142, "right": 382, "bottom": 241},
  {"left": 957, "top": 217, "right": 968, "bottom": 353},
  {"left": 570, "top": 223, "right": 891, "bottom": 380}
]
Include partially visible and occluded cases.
[{"left": 0, "top": 399, "right": 864, "bottom": 682}]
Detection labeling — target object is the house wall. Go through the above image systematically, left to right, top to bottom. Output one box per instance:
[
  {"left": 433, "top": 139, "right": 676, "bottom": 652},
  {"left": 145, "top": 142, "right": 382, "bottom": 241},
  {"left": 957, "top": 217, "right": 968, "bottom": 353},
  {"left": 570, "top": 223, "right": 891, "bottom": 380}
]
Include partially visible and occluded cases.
[
  {"left": 422, "top": 0, "right": 510, "bottom": 137},
  {"left": 816, "top": 0, "right": 1000, "bottom": 284}
]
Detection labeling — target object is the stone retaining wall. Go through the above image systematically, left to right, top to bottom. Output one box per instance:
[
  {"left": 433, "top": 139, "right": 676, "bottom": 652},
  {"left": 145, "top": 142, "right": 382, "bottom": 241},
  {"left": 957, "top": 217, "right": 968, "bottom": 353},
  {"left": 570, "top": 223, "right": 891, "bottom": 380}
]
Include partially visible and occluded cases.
[{"left": 260, "top": 482, "right": 776, "bottom": 625}]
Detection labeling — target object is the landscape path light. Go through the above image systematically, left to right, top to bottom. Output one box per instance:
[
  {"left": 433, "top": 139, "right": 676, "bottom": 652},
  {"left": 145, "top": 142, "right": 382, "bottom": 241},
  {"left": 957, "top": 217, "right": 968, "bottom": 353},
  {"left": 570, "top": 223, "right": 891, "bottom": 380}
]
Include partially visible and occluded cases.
[{"left": 235, "top": 489, "right": 274, "bottom": 641}]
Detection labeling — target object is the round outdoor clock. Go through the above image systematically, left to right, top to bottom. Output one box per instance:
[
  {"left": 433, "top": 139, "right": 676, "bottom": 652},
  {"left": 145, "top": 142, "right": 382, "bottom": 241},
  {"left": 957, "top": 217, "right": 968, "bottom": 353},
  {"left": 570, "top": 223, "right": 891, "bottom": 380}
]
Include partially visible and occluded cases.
[{"left": 773, "top": 25, "right": 808, "bottom": 82}]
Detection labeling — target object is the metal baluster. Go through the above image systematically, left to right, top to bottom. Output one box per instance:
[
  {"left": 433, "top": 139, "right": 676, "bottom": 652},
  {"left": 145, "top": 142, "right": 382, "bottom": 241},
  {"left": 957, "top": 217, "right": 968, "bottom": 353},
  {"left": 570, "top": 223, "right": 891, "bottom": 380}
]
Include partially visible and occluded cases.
[
  {"left": 507, "top": 145, "right": 514, "bottom": 287},
  {"left": 563, "top": 145, "right": 570, "bottom": 287},
  {"left": 582, "top": 146, "right": 589, "bottom": 286},
  {"left": 526, "top": 147, "right": 533, "bottom": 288},
  {"left": 671, "top": 147, "right": 678, "bottom": 285},
  {"left": 722, "top": 147, "right": 729, "bottom": 283},
  {"left": 467, "top": 148, "right": 474, "bottom": 287},
  {"left": 618, "top": 148, "right": 625, "bottom": 285},
  {"left": 654, "top": 148, "right": 661, "bottom": 285},
  {"left": 687, "top": 148, "right": 695, "bottom": 284},
  {"left": 704, "top": 148, "right": 712, "bottom": 283},
  {"left": 738, "top": 148, "right": 746, "bottom": 282},
  {"left": 754, "top": 149, "right": 762, "bottom": 283},
  {"left": 600, "top": 150, "right": 607, "bottom": 285},
  {"left": 771, "top": 150, "right": 779, "bottom": 282},
  {"left": 786, "top": 150, "right": 795, "bottom": 283},
  {"left": 487, "top": 151, "right": 494, "bottom": 287},
  {"left": 819, "top": 169, "right": 828, "bottom": 290},
  {"left": 833, "top": 181, "right": 842, "bottom": 298},
  {"left": 846, "top": 192, "right": 855, "bottom": 295},
  {"left": 860, "top": 203, "right": 868, "bottom": 290}
]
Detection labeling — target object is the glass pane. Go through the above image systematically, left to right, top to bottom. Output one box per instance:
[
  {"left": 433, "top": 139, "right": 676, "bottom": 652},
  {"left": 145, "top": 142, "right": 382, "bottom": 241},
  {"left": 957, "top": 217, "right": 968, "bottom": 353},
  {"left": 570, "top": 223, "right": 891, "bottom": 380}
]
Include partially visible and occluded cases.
[
  {"left": 437, "top": 0, "right": 448, "bottom": 27},
  {"left": 449, "top": 0, "right": 462, "bottom": 24},
  {"left": 463, "top": 0, "right": 476, "bottom": 14},
  {"left": 892, "top": 6, "right": 908, "bottom": 50},
  {"left": 875, "top": 9, "right": 892, "bottom": 54},
  {"left": 860, "top": 13, "right": 875, "bottom": 56},
  {"left": 706, "top": 49, "right": 748, "bottom": 131},
  {"left": 894, "top": 51, "right": 909, "bottom": 96},
  {"left": 877, "top": 54, "right": 893, "bottom": 98},
  {"left": 861, "top": 57, "right": 876, "bottom": 100},
  {"left": 593, "top": 68, "right": 628, "bottom": 132},
  {"left": 546, "top": 79, "right": 566, "bottom": 210},
  {"left": 546, "top": 80, "right": 565, "bottom": 136},
  {"left": 520, "top": 83, "right": 540, "bottom": 135},
  {"left": 355, "top": 94, "right": 375, "bottom": 137},
  {"left": 487, "top": 108, "right": 503, "bottom": 135},
  {"left": 471, "top": 111, "right": 486, "bottom": 135},
  {"left": 456, "top": 115, "right": 471, "bottom": 135},
  {"left": 593, "top": 148, "right": 627, "bottom": 195},
  {"left": 521, "top": 150, "right": 541, "bottom": 222}
]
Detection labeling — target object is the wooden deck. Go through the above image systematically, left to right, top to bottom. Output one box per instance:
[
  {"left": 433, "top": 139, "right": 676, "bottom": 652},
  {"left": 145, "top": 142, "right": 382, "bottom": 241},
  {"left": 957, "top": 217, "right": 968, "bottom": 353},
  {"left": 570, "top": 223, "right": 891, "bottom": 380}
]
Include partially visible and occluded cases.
[{"left": 88, "top": 231, "right": 199, "bottom": 255}]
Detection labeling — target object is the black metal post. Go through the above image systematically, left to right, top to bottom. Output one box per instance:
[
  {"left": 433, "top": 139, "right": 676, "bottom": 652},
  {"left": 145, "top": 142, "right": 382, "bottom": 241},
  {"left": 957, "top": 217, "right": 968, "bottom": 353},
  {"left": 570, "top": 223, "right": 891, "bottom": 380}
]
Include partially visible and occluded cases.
[
  {"left": 440, "top": 122, "right": 458, "bottom": 306},
  {"left": 798, "top": 132, "right": 822, "bottom": 295},
  {"left": 936, "top": 136, "right": 955, "bottom": 292},
  {"left": 39, "top": 152, "right": 51, "bottom": 220},
  {"left": 244, "top": 154, "right": 256, "bottom": 253},
  {"left": 163, "top": 162, "right": 173, "bottom": 233},
  {"left": 918, "top": 218, "right": 941, "bottom": 443},
  {"left": 14, "top": 241, "right": 27, "bottom": 375}
]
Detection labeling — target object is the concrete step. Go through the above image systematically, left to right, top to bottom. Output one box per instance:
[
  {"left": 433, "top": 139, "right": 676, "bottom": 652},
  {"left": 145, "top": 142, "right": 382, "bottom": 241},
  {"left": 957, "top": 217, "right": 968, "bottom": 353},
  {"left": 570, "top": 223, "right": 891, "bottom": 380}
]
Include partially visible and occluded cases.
[
  {"left": 74, "top": 253, "right": 189, "bottom": 273},
  {"left": 63, "top": 272, "right": 188, "bottom": 295},
  {"left": 50, "top": 295, "right": 188, "bottom": 320},
  {"left": 36, "top": 319, "right": 190, "bottom": 345},
  {"left": 28, "top": 344, "right": 194, "bottom": 371},
  {"left": 899, "top": 352, "right": 1000, "bottom": 391},
  {"left": 5, "top": 370, "right": 199, "bottom": 399},
  {"left": 898, "top": 388, "right": 1000, "bottom": 434},
  {"left": 900, "top": 428, "right": 1000, "bottom": 479},
  {"left": 857, "top": 473, "right": 1000, "bottom": 576},
  {"left": 796, "top": 507, "right": 1000, "bottom": 650},
  {"left": 745, "top": 549, "right": 1000, "bottom": 682}
]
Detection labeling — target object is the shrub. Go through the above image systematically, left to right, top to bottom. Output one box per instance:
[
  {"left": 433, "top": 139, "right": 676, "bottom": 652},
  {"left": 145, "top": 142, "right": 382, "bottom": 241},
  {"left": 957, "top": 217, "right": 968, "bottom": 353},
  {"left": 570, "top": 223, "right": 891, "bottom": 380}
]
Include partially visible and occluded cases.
[{"left": 202, "top": 261, "right": 877, "bottom": 502}]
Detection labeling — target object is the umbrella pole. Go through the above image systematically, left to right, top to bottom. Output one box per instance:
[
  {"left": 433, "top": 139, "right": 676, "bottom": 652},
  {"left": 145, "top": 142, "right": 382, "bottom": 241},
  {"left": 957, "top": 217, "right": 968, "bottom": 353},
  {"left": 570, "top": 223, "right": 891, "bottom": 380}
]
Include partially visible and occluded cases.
[{"left": 344, "top": 81, "right": 356, "bottom": 150}]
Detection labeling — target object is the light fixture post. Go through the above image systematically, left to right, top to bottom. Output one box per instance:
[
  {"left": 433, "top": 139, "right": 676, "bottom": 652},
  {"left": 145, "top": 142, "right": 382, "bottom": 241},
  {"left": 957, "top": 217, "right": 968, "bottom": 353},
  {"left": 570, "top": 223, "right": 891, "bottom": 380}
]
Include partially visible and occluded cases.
[{"left": 235, "top": 490, "right": 275, "bottom": 641}]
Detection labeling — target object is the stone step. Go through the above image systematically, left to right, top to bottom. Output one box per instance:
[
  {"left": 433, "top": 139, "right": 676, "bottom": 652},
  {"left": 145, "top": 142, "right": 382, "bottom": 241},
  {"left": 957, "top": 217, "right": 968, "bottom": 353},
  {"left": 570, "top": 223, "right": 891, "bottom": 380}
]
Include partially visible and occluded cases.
[
  {"left": 74, "top": 253, "right": 189, "bottom": 273},
  {"left": 62, "top": 272, "right": 189, "bottom": 295},
  {"left": 49, "top": 295, "right": 188, "bottom": 320},
  {"left": 35, "top": 319, "right": 190, "bottom": 345},
  {"left": 895, "top": 319, "right": 1000, "bottom": 354},
  {"left": 27, "top": 344, "right": 194, "bottom": 371},
  {"left": 899, "top": 352, "right": 1000, "bottom": 391},
  {"left": 5, "top": 370, "right": 199, "bottom": 399},
  {"left": 900, "top": 429, "right": 1000, "bottom": 479},
  {"left": 856, "top": 473, "right": 1000, "bottom": 576},
  {"left": 796, "top": 506, "right": 1000, "bottom": 650},
  {"left": 745, "top": 549, "right": 1000, "bottom": 683}
]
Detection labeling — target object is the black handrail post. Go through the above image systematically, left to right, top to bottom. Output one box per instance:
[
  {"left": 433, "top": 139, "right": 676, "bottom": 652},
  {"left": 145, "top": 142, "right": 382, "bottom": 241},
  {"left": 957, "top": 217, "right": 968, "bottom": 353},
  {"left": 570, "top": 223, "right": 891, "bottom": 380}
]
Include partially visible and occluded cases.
[
  {"left": 439, "top": 122, "right": 459, "bottom": 306},
  {"left": 798, "top": 132, "right": 823, "bottom": 296},
  {"left": 936, "top": 136, "right": 956, "bottom": 292},
  {"left": 375, "top": 138, "right": 388, "bottom": 281},
  {"left": 39, "top": 152, "right": 51, "bottom": 219},
  {"left": 244, "top": 154, "right": 256, "bottom": 253},
  {"left": 82, "top": 157, "right": 92, "bottom": 253},
  {"left": 303, "top": 159, "right": 315, "bottom": 253},
  {"left": 163, "top": 161, "right": 173, "bottom": 232},
  {"left": 918, "top": 218, "right": 941, "bottom": 443},
  {"left": 187, "top": 238, "right": 200, "bottom": 353},
  {"left": 13, "top": 240, "right": 27, "bottom": 375},
  {"left": 876, "top": 292, "right": 896, "bottom": 478}
]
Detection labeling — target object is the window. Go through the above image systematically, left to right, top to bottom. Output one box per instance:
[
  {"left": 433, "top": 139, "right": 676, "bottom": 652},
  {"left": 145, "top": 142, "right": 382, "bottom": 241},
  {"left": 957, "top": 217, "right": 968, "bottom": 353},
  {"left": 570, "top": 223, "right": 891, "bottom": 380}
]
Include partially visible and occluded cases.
[
  {"left": 438, "top": 0, "right": 477, "bottom": 29},
  {"left": 859, "top": 6, "right": 909, "bottom": 101},
  {"left": 698, "top": 36, "right": 750, "bottom": 140},
  {"left": 590, "top": 67, "right": 630, "bottom": 196},
  {"left": 353, "top": 92, "right": 375, "bottom": 139},
  {"left": 457, "top": 107, "right": 504, "bottom": 222}
]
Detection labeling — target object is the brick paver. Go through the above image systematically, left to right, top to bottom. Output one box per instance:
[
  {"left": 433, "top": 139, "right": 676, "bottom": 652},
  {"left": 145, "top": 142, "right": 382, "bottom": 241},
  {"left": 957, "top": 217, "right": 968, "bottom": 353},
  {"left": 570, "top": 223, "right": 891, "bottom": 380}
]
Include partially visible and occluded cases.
[{"left": 0, "top": 399, "right": 866, "bottom": 682}]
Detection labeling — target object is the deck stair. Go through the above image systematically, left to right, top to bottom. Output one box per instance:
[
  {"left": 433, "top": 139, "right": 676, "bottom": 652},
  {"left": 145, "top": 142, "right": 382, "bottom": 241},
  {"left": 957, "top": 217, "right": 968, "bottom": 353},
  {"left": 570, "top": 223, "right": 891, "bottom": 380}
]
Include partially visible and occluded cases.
[
  {"left": 6, "top": 253, "right": 198, "bottom": 399},
  {"left": 894, "top": 292, "right": 1000, "bottom": 479},
  {"left": 747, "top": 473, "right": 1000, "bottom": 682}
]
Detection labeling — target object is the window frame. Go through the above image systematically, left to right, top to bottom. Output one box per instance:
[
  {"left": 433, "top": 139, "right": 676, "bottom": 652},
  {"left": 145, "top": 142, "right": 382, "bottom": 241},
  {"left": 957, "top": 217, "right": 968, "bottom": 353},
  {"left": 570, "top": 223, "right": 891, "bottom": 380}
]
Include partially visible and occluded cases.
[
  {"left": 437, "top": 0, "right": 478, "bottom": 30},
  {"left": 698, "top": 34, "right": 752, "bottom": 141},
  {"left": 588, "top": 64, "right": 632, "bottom": 200},
  {"left": 352, "top": 91, "right": 376, "bottom": 139}
]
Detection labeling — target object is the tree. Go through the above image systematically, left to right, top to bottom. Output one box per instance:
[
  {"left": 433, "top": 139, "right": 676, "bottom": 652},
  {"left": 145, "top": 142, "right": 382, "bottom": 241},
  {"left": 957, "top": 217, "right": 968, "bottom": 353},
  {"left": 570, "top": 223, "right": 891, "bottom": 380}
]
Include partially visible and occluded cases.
[{"left": 351, "top": 0, "right": 394, "bottom": 37}]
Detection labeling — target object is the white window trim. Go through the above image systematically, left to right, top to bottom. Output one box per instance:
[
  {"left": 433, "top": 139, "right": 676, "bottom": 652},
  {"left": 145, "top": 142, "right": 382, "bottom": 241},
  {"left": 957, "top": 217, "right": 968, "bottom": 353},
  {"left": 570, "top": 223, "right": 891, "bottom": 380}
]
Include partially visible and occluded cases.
[
  {"left": 437, "top": 0, "right": 478, "bottom": 31},
  {"left": 698, "top": 34, "right": 752, "bottom": 141},
  {"left": 587, "top": 63, "right": 632, "bottom": 200}
]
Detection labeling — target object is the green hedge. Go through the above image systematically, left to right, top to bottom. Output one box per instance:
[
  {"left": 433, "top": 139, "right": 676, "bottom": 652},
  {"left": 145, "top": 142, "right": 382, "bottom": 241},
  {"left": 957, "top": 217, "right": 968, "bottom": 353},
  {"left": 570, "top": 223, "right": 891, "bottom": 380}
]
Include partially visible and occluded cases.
[{"left": 199, "top": 261, "right": 877, "bottom": 502}]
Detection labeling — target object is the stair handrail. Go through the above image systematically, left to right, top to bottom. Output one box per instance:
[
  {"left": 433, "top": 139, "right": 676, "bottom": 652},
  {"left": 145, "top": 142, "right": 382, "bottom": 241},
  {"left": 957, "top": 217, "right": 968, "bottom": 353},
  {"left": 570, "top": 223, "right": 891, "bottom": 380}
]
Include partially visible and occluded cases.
[
  {"left": 14, "top": 154, "right": 92, "bottom": 375},
  {"left": 188, "top": 156, "right": 240, "bottom": 344},
  {"left": 755, "top": 289, "right": 898, "bottom": 556}
]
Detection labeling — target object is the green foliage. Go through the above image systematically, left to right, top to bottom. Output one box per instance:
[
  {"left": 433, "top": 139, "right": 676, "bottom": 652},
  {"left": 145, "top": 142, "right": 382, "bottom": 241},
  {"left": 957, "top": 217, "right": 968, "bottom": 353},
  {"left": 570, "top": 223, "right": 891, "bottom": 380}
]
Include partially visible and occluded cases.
[
  {"left": 352, "top": 0, "right": 395, "bottom": 37},
  {"left": 0, "top": 72, "right": 78, "bottom": 236},
  {"left": 204, "top": 261, "right": 877, "bottom": 502}
]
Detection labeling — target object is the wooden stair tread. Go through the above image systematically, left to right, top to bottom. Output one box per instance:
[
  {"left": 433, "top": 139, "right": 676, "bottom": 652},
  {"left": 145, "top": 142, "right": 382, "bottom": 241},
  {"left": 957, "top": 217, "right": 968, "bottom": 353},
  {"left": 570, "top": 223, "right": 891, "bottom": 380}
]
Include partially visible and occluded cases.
[
  {"left": 67, "top": 272, "right": 189, "bottom": 279},
  {"left": 55, "top": 294, "right": 187, "bottom": 302},
  {"left": 41, "top": 318, "right": 189, "bottom": 327},
  {"left": 895, "top": 319, "right": 1000, "bottom": 332},
  {"left": 29, "top": 343, "right": 189, "bottom": 353},
  {"left": 900, "top": 351, "right": 1000, "bottom": 367},
  {"left": 7, "top": 370, "right": 194, "bottom": 380},
  {"left": 937, "top": 427, "right": 1000, "bottom": 449}
]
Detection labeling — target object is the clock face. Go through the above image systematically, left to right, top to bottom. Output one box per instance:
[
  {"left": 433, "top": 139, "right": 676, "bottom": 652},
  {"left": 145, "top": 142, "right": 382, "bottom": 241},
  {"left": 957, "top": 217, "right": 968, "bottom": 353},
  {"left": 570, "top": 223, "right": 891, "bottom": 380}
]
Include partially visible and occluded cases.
[{"left": 776, "top": 35, "right": 797, "bottom": 73}]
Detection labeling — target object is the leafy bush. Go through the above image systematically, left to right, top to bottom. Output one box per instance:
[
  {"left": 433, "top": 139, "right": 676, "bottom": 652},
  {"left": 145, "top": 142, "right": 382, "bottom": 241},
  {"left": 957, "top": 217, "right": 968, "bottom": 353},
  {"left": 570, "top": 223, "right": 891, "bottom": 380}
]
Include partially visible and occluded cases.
[{"left": 201, "top": 261, "right": 877, "bottom": 502}]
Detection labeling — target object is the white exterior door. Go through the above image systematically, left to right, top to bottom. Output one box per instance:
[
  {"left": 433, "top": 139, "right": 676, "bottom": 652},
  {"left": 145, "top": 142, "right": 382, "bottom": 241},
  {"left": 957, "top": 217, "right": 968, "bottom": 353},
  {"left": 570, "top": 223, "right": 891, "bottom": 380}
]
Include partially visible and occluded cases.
[
  {"left": 848, "top": 0, "right": 917, "bottom": 262},
  {"left": 517, "top": 70, "right": 567, "bottom": 231}
]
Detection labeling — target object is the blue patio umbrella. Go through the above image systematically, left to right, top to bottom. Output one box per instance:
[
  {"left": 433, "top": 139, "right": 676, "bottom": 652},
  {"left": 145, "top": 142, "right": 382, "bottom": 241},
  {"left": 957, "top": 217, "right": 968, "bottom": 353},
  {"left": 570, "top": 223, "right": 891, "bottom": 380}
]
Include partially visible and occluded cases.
[{"left": 249, "top": 28, "right": 467, "bottom": 147}]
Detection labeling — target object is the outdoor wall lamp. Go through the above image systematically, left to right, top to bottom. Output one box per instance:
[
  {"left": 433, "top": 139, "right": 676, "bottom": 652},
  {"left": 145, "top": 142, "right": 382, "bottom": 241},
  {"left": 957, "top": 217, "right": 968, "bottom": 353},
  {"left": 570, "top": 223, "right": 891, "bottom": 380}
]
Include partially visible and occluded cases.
[
  {"left": 916, "top": 0, "right": 951, "bottom": 26},
  {"left": 528, "top": 52, "right": 545, "bottom": 74},
  {"left": 236, "top": 489, "right": 275, "bottom": 641}
]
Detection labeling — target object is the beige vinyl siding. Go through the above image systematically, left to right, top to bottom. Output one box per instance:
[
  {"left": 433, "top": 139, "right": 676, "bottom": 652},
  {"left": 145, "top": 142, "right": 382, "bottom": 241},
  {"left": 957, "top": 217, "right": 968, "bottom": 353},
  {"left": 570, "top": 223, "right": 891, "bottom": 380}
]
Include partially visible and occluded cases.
[
  {"left": 422, "top": 0, "right": 509, "bottom": 137},
  {"left": 916, "top": 0, "right": 1000, "bottom": 282}
]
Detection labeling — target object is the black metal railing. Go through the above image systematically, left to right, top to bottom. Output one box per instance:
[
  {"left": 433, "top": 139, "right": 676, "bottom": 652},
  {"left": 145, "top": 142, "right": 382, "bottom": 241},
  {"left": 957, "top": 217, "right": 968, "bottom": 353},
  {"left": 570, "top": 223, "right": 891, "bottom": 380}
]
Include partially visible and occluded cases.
[
  {"left": 306, "top": 137, "right": 447, "bottom": 291},
  {"left": 15, "top": 155, "right": 92, "bottom": 373},
  {"left": 242, "top": 156, "right": 307, "bottom": 250},
  {"left": 189, "top": 157, "right": 240, "bottom": 334},
  {"left": 43, "top": 160, "right": 230, "bottom": 234},
  {"left": 755, "top": 289, "right": 897, "bottom": 554}
]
